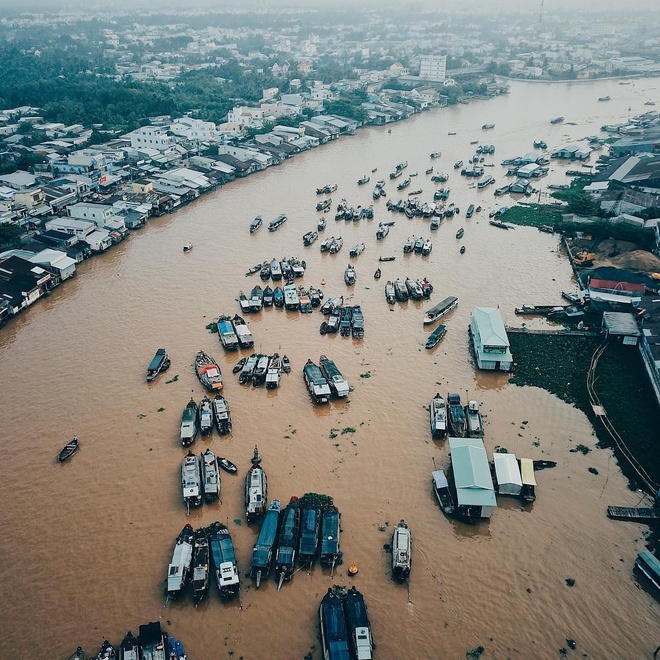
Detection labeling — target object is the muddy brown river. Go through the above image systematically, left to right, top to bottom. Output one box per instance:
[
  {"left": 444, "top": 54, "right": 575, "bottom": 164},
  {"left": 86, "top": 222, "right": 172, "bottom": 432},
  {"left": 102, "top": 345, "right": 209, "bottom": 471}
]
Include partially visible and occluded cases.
[{"left": 1, "top": 79, "right": 659, "bottom": 659}]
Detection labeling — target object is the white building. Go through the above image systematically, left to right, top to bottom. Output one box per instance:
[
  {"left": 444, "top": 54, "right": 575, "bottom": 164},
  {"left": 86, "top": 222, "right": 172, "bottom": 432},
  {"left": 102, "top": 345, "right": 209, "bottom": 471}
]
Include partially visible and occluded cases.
[
  {"left": 419, "top": 55, "right": 447, "bottom": 81},
  {"left": 226, "top": 106, "right": 265, "bottom": 129},
  {"left": 170, "top": 118, "right": 222, "bottom": 143},
  {"left": 129, "top": 126, "right": 177, "bottom": 152}
]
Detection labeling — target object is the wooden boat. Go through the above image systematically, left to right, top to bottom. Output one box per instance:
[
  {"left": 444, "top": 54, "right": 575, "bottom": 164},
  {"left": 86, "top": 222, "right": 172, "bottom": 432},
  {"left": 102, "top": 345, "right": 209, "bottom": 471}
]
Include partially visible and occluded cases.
[
  {"left": 550, "top": 116, "right": 564, "bottom": 124},
  {"left": 482, "top": 123, "right": 495, "bottom": 130},
  {"left": 430, "top": 151, "right": 441, "bottom": 159},
  {"left": 454, "top": 160, "right": 463, "bottom": 169},
  {"left": 357, "top": 175, "right": 370, "bottom": 185},
  {"left": 268, "top": 214, "right": 287, "bottom": 232},
  {"left": 249, "top": 216, "right": 262, "bottom": 233},
  {"left": 318, "top": 216, "right": 326, "bottom": 232},
  {"left": 489, "top": 220, "right": 511, "bottom": 230},
  {"left": 376, "top": 223, "right": 389, "bottom": 240},
  {"left": 455, "top": 227, "right": 464, "bottom": 239},
  {"left": 303, "top": 230, "right": 318, "bottom": 246},
  {"left": 329, "top": 236, "right": 343, "bottom": 254},
  {"left": 414, "top": 237, "right": 424, "bottom": 254},
  {"left": 349, "top": 242, "right": 365, "bottom": 258},
  {"left": 182, "top": 243, "right": 193, "bottom": 252},
  {"left": 460, "top": 245, "right": 466, "bottom": 254},
  {"left": 379, "top": 256, "right": 395, "bottom": 262},
  {"left": 259, "top": 261, "right": 271, "bottom": 281},
  {"left": 245, "top": 264, "right": 261, "bottom": 277},
  {"left": 344, "top": 264, "right": 356, "bottom": 286},
  {"left": 374, "top": 268, "right": 382, "bottom": 280},
  {"left": 406, "top": 277, "right": 424, "bottom": 300},
  {"left": 394, "top": 279, "right": 408, "bottom": 302},
  {"left": 385, "top": 281, "right": 396, "bottom": 304},
  {"left": 249, "top": 285, "right": 263, "bottom": 312},
  {"left": 263, "top": 285, "right": 274, "bottom": 307},
  {"left": 273, "top": 286, "right": 284, "bottom": 308},
  {"left": 309, "top": 287, "right": 322, "bottom": 307},
  {"left": 423, "top": 296, "right": 457, "bottom": 321},
  {"left": 352, "top": 305, "right": 364, "bottom": 339},
  {"left": 230, "top": 315, "right": 254, "bottom": 346},
  {"left": 217, "top": 316, "right": 239, "bottom": 351},
  {"left": 425, "top": 324, "right": 447, "bottom": 350},
  {"left": 146, "top": 348, "right": 171, "bottom": 382},
  {"left": 194, "top": 350, "right": 223, "bottom": 391},
  {"left": 238, "top": 353, "right": 259, "bottom": 384},
  {"left": 265, "top": 353, "right": 282, "bottom": 389},
  {"left": 252, "top": 354, "right": 270, "bottom": 386},
  {"left": 282, "top": 355, "right": 291, "bottom": 373},
  {"left": 319, "top": 355, "right": 350, "bottom": 397},
  {"left": 232, "top": 357, "right": 246, "bottom": 374},
  {"left": 303, "top": 359, "right": 331, "bottom": 404},
  {"left": 447, "top": 393, "right": 467, "bottom": 437},
  {"left": 212, "top": 394, "right": 232, "bottom": 435},
  {"left": 429, "top": 394, "right": 447, "bottom": 438},
  {"left": 198, "top": 396, "right": 214, "bottom": 436},
  {"left": 180, "top": 399, "right": 198, "bottom": 446},
  {"left": 465, "top": 400, "right": 484, "bottom": 437},
  {"left": 58, "top": 436, "right": 79, "bottom": 462},
  {"left": 245, "top": 446, "right": 268, "bottom": 523},
  {"left": 201, "top": 448, "right": 220, "bottom": 503},
  {"left": 181, "top": 450, "right": 203, "bottom": 511},
  {"left": 217, "top": 457, "right": 238, "bottom": 474},
  {"left": 519, "top": 458, "right": 537, "bottom": 503},
  {"left": 533, "top": 460, "right": 557, "bottom": 471},
  {"left": 432, "top": 469, "right": 456, "bottom": 516},
  {"left": 275, "top": 497, "right": 301, "bottom": 589},
  {"left": 250, "top": 499, "right": 282, "bottom": 587},
  {"left": 298, "top": 505, "right": 322, "bottom": 566},
  {"left": 320, "top": 506, "right": 341, "bottom": 568},
  {"left": 391, "top": 520, "right": 412, "bottom": 581},
  {"left": 166, "top": 524, "right": 194, "bottom": 600},
  {"left": 209, "top": 524, "right": 240, "bottom": 600},
  {"left": 191, "top": 528, "right": 211, "bottom": 604},
  {"left": 635, "top": 551, "right": 660, "bottom": 594},
  {"left": 343, "top": 587, "right": 374, "bottom": 660},
  {"left": 319, "top": 589, "right": 351, "bottom": 659},
  {"left": 137, "top": 623, "right": 168, "bottom": 660},
  {"left": 118, "top": 632, "right": 140, "bottom": 660},
  {"left": 166, "top": 638, "right": 186, "bottom": 660},
  {"left": 95, "top": 641, "right": 117, "bottom": 660},
  {"left": 69, "top": 647, "right": 86, "bottom": 660}
]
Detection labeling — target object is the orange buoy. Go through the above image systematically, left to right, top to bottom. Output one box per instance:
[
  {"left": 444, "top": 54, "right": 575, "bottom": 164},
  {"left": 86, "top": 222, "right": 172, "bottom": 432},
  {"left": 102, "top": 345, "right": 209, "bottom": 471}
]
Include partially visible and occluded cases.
[{"left": 348, "top": 562, "right": 359, "bottom": 576}]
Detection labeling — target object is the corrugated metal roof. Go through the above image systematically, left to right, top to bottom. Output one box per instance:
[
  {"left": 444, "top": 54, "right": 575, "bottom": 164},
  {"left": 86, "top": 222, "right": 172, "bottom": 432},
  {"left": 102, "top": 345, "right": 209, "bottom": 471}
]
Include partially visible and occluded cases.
[
  {"left": 472, "top": 307, "right": 510, "bottom": 347},
  {"left": 602, "top": 311, "right": 641, "bottom": 336},
  {"left": 449, "top": 437, "right": 497, "bottom": 508}
]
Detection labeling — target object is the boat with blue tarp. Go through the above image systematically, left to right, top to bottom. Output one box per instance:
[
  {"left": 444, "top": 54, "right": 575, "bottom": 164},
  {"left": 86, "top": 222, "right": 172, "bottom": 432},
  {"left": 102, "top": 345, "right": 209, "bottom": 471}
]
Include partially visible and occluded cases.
[
  {"left": 275, "top": 497, "right": 301, "bottom": 590},
  {"left": 250, "top": 499, "right": 281, "bottom": 587},
  {"left": 209, "top": 523, "right": 240, "bottom": 600}
]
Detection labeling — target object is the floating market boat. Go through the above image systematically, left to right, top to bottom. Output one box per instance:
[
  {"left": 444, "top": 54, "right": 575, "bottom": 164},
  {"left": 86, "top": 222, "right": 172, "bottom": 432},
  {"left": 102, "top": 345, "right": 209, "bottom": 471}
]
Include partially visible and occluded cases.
[
  {"left": 268, "top": 214, "right": 287, "bottom": 232},
  {"left": 249, "top": 216, "right": 262, "bottom": 233},
  {"left": 455, "top": 227, "right": 464, "bottom": 239},
  {"left": 303, "top": 230, "right": 318, "bottom": 246},
  {"left": 344, "top": 264, "right": 356, "bottom": 286},
  {"left": 405, "top": 277, "right": 424, "bottom": 300},
  {"left": 394, "top": 279, "right": 409, "bottom": 302},
  {"left": 385, "top": 281, "right": 396, "bottom": 304},
  {"left": 249, "top": 285, "right": 263, "bottom": 312},
  {"left": 263, "top": 285, "right": 274, "bottom": 307},
  {"left": 273, "top": 286, "right": 284, "bottom": 308},
  {"left": 423, "top": 296, "right": 458, "bottom": 325},
  {"left": 352, "top": 304, "right": 365, "bottom": 339},
  {"left": 232, "top": 314, "right": 254, "bottom": 348},
  {"left": 217, "top": 316, "right": 239, "bottom": 351},
  {"left": 425, "top": 324, "right": 447, "bottom": 350},
  {"left": 146, "top": 348, "right": 171, "bottom": 382},
  {"left": 194, "top": 350, "right": 223, "bottom": 392},
  {"left": 238, "top": 353, "right": 259, "bottom": 385},
  {"left": 265, "top": 353, "right": 282, "bottom": 389},
  {"left": 252, "top": 354, "right": 270, "bottom": 386},
  {"left": 319, "top": 355, "right": 349, "bottom": 398},
  {"left": 303, "top": 359, "right": 331, "bottom": 404},
  {"left": 429, "top": 393, "right": 447, "bottom": 439},
  {"left": 447, "top": 393, "right": 467, "bottom": 437},
  {"left": 212, "top": 394, "right": 232, "bottom": 435},
  {"left": 198, "top": 396, "right": 213, "bottom": 436},
  {"left": 180, "top": 399, "right": 198, "bottom": 447},
  {"left": 465, "top": 400, "right": 484, "bottom": 438},
  {"left": 58, "top": 436, "right": 79, "bottom": 462},
  {"left": 245, "top": 446, "right": 268, "bottom": 523},
  {"left": 201, "top": 448, "right": 220, "bottom": 503},
  {"left": 181, "top": 450, "right": 203, "bottom": 511},
  {"left": 217, "top": 456, "right": 238, "bottom": 475},
  {"left": 432, "top": 469, "right": 456, "bottom": 516},
  {"left": 275, "top": 497, "right": 301, "bottom": 590},
  {"left": 250, "top": 499, "right": 281, "bottom": 588},
  {"left": 298, "top": 505, "right": 322, "bottom": 566},
  {"left": 320, "top": 506, "right": 341, "bottom": 569},
  {"left": 391, "top": 520, "right": 412, "bottom": 581},
  {"left": 166, "top": 524, "right": 194, "bottom": 601},
  {"left": 209, "top": 524, "right": 240, "bottom": 600},
  {"left": 191, "top": 528, "right": 210, "bottom": 605},
  {"left": 344, "top": 587, "right": 374, "bottom": 660},
  {"left": 319, "top": 589, "right": 351, "bottom": 660},
  {"left": 138, "top": 622, "right": 168, "bottom": 660},
  {"left": 118, "top": 632, "right": 140, "bottom": 660},
  {"left": 167, "top": 638, "right": 186, "bottom": 660},
  {"left": 95, "top": 640, "right": 117, "bottom": 660}
]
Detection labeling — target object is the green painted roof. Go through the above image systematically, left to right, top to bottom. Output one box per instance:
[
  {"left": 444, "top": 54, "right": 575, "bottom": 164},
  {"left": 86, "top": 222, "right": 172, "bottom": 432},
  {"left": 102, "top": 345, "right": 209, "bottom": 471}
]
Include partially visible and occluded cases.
[{"left": 449, "top": 437, "right": 497, "bottom": 508}]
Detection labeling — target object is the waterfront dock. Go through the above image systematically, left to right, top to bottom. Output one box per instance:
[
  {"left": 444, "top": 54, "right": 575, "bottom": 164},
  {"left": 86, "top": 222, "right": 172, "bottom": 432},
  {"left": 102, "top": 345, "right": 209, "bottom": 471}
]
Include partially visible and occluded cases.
[{"left": 607, "top": 506, "right": 660, "bottom": 522}]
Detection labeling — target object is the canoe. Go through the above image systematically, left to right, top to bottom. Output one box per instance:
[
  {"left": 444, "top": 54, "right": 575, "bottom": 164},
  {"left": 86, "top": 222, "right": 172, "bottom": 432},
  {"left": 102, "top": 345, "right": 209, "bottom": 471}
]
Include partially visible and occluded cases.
[
  {"left": 58, "top": 436, "right": 79, "bottom": 462},
  {"left": 218, "top": 457, "right": 238, "bottom": 474}
]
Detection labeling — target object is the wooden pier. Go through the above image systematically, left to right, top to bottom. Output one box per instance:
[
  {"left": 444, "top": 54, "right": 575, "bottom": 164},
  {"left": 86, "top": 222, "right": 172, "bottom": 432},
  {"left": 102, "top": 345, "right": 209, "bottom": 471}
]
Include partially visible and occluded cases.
[{"left": 607, "top": 506, "right": 660, "bottom": 522}]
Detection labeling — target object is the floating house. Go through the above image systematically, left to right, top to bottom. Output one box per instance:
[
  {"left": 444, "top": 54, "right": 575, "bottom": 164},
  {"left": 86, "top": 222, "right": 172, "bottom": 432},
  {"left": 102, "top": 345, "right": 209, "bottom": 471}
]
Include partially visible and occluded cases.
[
  {"left": 469, "top": 307, "right": 513, "bottom": 371},
  {"left": 448, "top": 437, "right": 497, "bottom": 519},
  {"left": 492, "top": 453, "right": 523, "bottom": 496}
]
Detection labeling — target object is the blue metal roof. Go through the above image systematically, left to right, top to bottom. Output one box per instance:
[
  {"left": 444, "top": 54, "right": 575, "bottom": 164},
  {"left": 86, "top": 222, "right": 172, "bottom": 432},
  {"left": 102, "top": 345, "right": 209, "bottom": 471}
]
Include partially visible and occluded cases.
[{"left": 449, "top": 437, "right": 497, "bottom": 508}]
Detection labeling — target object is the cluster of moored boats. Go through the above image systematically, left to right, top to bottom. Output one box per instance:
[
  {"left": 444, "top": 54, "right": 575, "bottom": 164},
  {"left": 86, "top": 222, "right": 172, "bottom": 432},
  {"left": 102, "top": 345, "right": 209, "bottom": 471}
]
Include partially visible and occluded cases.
[
  {"left": 335, "top": 198, "right": 375, "bottom": 221},
  {"left": 402, "top": 235, "right": 433, "bottom": 255},
  {"left": 246, "top": 256, "right": 307, "bottom": 282},
  {"left": 384, "top": 277, "right": 433, "bottom": 304},
  {"left": 239, "top": 281, "right": 325, "bottom": 314},
  {"left": 319, "top": 298, "right": 365, "bottom": 339},
  {"left": 233, "top": 351, "right": 290, "bottom": 387},
  {"left": 303, "top": 356, "right": 350, "bottom": 402},
  {"left": 429, "top": 392, "right": 483, "bottom": 440},
  {"left": 180, "top": 447, "right": 236, "bottom": 511},
  {"left": 319, "top": 586, "right": 374, "bottom": 660},
  {"left": 68, "top": 622, "right": 184, "bottom": 660}
]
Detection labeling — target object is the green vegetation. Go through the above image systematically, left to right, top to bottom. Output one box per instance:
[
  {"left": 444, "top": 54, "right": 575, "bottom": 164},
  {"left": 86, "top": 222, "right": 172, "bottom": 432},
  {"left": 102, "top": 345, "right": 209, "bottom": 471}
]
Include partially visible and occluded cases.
[
  {"left": 501, "top": 204, "right": 562, "bottom": 228},
  {"left": 0, "top": 224, "right": 24, "bottom": 251},
  {"left": 509, "top": 334, "right": 660, "bottom": 487},
  {"left": 570, "top": 444, "right": 591, "bottom": 455},
  {"left": 588, "top": 467, "right": 599, "bottom": 475},
  {"left": 466, "top": 647, "right": 485, "bottom": 659}
]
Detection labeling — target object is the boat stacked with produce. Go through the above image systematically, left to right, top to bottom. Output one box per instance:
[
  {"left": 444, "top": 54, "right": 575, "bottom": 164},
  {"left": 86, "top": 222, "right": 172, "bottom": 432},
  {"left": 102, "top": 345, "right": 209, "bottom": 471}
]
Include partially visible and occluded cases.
[{"left": 194, "top": 350, "right": 223, "bottom": 392}]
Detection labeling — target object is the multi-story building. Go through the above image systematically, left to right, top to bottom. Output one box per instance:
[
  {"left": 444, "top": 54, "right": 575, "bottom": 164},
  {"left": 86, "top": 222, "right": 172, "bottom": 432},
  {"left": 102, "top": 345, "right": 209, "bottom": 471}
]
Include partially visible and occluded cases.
[{"left": 419, "top": 55, "right": 447, "bottom": 81}]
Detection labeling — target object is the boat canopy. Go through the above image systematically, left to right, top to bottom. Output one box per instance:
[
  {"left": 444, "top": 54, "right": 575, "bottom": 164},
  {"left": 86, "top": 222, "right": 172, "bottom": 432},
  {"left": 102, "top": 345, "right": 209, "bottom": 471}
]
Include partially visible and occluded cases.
[
  {"left": 448, "top": 437, "right": 497, "bottom": 508},
  {"left": 493, "top": 453, "right": 523, "bottom": 496},
  {"left": 519, "top": 458, "right": 537, "bottom": 486},
  {"left": 432, "top": 469, "right": 449, "bottom": 491},
  {"left": 321, "top": 509, "right": 340, "bottom": 556}
]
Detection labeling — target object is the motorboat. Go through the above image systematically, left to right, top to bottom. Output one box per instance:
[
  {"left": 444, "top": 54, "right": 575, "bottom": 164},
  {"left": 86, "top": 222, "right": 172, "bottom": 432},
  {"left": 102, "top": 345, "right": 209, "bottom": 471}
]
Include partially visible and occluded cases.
[
  {"left": 249, "top": 216, "right": 262, "bottom": 233},
  {"left": 344, "top": 264, "right": 356, "bottom": 286},
  {"left": 423, "top": 296, "right": 458, "bottom": 325},
  {"left": 425, "top": 324, "right": 447, "bottom": 350},
  {"left": 146, "top": 348, "right": 171, "bottom": 382},
  {"left": 194, "top": 350, "right": 223, "bottom": 392},
  {"left": 319, "top": 355, "right": 350, "bottom": 397},
  {"left": 429, "top": 393, "right": 447, "bottom": 438},
  {"left": 447, "top": 393, "right": 467, "bottom": 437},
  {"left": 212, "top": 394, "right": 232, "bottom": 435},
  {"left": 198, "top": 396, "right": 214, "bottom": 436},
  {"left": 180, "top": 399, "right": 198, "bottom": 447},
  {"left": 465, "top": 400, "right": 484, "bottom": 437},
  {"left": 58, "top": 436, "right": 79, "bottom": 462},
  {"left": 245, "top": 446, "right": 267, "bottom": 523},
  {"left": 201, "top": 448, "right": 220, "bottom": 503},
  {"left": 181, "top": 450, "right": 203, "bottom": 511},
  {"left": 275, "top": 497, "right": 301, "bottom": 590},
  {"left": 250, "top": 499, "right": 281, "bottom": 587},
  {"left": 298, "top": 505, "right": 322, "bottom": 566},
  {"left": 320, "top": 506, "right": 341, "bottom": 568},
  {"left": 391, "top": 520, "right": 412, "bottom": 581},
  {"left": 166, "top": 524, "right": 194, "bottom": 601},
  {"left": 209, "top": 524, "right": 240, "bottom": 600},
  {"left": 191, "top": 528, "right": 210, "bottom": 605}
]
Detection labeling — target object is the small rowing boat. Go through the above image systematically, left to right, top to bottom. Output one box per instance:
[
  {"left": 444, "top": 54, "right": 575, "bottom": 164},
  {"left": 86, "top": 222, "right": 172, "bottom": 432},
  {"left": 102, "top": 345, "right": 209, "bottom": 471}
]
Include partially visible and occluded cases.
[{"left": 58, "top": 436, "right": 79, "bottom": 462}]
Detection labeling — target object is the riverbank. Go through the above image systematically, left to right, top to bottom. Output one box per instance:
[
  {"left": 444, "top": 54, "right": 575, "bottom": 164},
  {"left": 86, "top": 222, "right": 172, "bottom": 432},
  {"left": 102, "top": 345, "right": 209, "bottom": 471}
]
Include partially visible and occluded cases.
[
  {"left": 496, "top": 73, "right": 655, "bottom": 84},
  {"left": 509, "top": 333, "right": 660, "bottom": 499}
]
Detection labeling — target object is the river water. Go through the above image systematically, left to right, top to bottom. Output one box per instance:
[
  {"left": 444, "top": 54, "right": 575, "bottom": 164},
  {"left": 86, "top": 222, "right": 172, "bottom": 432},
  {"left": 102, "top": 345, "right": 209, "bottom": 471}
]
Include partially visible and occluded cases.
[{"left": 1, "top": 79, "right": 659, "bottom": 659}]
